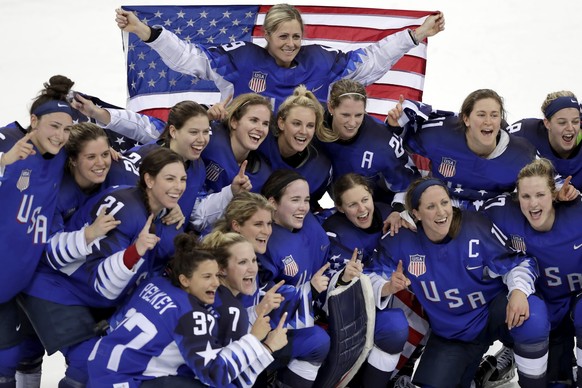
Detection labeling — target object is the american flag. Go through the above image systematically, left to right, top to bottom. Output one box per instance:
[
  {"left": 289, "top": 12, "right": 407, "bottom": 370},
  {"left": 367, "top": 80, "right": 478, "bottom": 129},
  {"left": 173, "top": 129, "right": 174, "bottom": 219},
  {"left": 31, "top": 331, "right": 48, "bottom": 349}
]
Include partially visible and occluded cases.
[{"left": 121, "top": 5, "right": 434, "bottom": 121}]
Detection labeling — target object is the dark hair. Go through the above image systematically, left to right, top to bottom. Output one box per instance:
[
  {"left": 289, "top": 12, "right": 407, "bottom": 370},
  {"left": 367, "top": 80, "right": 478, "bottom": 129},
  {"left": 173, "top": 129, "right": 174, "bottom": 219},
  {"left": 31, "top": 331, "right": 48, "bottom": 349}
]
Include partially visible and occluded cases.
[
  {"left": 29, "top": 75, "right": 74, "bottom": 117},
  {"left": 328, "top": 79, "right": 367, "bottom": 109},
  {"left": 459, "top": 89, "right": 505, "bottom": 132},
  {"left": 224, "top": 93, "right": 273, "bottom": 131},
  {"left": 159, "top": 101, "right": 208, "bottom": 144},
  {"left": 65, "top": 122, "right": 110, "bottom": 173},
  {"left": 138, "top": 147, "right": 185, "bottom": 211},
  {"left": 261, "top": 169, "right": 307, "bottom": 203},
  {"left": 332, "top": 173, "right": 373, "bottom": 207},
  {"left": 405, "top": 177, "right": 462, "bottom": 239},
  {"left": 213, "top": 191, "right": 274, "bottom": 233},
  {"left": 166, "top": 233, "right": 216, "bottom": 288}
]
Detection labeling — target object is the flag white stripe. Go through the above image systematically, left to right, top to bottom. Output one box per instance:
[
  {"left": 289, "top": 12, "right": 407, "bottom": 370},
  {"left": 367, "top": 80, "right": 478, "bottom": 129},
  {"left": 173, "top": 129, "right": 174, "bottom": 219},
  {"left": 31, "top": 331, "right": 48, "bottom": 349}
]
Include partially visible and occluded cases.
[{"left": 256, "top": 13, "right": 428, "bottom": 30}]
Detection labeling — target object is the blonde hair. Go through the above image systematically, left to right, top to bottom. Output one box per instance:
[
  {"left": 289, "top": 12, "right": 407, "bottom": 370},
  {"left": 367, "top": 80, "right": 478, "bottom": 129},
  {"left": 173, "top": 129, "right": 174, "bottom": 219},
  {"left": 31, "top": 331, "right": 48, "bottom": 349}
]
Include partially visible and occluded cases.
[
  {"left": 263, "top": 4, "right": 304, "bottom": 36},
  {"left": 276, "top": 85, "right": 333, "bottom": 142},
  {"left": 516, "top": 158, "right": 557, "bottom": 195},
  {"left": 212, "top": 192, "right": 274, "bottom": 233},
  {"left": 201, "top": 231, "right": 250, "bottom": 270}
]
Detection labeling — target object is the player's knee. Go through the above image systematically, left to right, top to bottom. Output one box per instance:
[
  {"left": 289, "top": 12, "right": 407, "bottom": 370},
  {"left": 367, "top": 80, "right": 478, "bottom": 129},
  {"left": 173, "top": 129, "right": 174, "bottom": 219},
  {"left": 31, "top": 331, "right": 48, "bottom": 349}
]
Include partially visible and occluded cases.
[
  {"left": 513, "top": 295, "right": 550, "bottom": 344},
  {"left": 572, "top": 297, "right": 582, "bottom": 334},
  {"left": 374, "top": 309, "right": 408, "bottom": 354},
  {"left": 298, "top": 326, "right": 330, "bottom": 363},
  {"left": 0, "top": 345, "right": 22, "bottom": 378},
  {"left": 16, "top": 355, "right": 42, "bottom": 374}
]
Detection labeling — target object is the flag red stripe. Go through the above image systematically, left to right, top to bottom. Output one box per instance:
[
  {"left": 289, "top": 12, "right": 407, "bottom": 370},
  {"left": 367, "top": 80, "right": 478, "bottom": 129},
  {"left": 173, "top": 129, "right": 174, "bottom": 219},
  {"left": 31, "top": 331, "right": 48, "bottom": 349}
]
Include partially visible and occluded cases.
[
  {"left": 258, "top": 5, "right": 434, "bottom": 18},
  {"left": 253, "top": 25, "right": 415, "bottom": 41},
  {"left": 391, "top": 56, "right": 427, "bottom": 74},
  {"left": 366, "top": 85, "right": 423, "bottom": 99}
]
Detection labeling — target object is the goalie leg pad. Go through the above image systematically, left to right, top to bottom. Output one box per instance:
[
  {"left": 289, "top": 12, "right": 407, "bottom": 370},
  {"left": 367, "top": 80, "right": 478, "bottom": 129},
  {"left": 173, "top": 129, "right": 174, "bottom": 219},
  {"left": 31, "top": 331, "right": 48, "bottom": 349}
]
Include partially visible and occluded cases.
[{"left": 314, "top": 275, "right": 376, "bottom": 388}]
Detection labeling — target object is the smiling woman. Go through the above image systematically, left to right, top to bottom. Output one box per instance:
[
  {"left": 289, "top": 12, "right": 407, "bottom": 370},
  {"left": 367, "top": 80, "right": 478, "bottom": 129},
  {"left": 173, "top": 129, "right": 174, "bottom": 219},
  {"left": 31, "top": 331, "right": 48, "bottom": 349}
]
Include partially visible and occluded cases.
[
  {"left": 114, "top": 3, "right": 444, "bottom": 112},
  {"left": 387, "top": 89, "right": 538, "bottom": 211},
  {"left": 481, "top": 158, "right": 582, "bottom": 383},
  {"left": 370, "top": 176, "right": 551, "bottom": 386}
]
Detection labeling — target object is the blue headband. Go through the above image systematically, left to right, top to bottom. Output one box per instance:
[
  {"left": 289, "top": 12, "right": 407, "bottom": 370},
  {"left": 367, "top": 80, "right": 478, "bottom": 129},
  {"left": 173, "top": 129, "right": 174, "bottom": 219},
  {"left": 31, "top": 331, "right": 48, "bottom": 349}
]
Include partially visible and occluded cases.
[
  {"left": 543, "top": 96, "right": 579, "bottom": 119},
  {"left": 32, "top": 100, "right": 73, "bottom": 118},
  {"left": 410, "top": 178, "right": 448, "bottom": 209}
]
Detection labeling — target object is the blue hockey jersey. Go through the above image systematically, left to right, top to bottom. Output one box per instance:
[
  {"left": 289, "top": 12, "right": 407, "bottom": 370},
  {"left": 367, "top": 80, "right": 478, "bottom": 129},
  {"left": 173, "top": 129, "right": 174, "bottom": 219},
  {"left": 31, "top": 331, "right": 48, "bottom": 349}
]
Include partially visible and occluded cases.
[
  {"left": 148, "top": 27, "right": 417, "bottom": 111},
  {"left": 317, "top": 113, "right": 419, "bottom": 204},
  {"left": 509, "top": 118, "right": 582, "bottom": 190},
  {"left": 202, "top": 122, "right": 272, "bottom": 194},
  {"left": 0, "top": 124, "right": 67, "bottom": 302},
  {"left": 24, "top": 186, "right": 177, "bottom": 308},
  {"left": 483, "top": 194, "right": 582, "bottom": 329},
  {"left": 370, "top": 211, "right": 538, "bottom": 341},
  {"left": 258, "top": 213, "right": 330, "bottom": 329},
  {"left": 88, "top": 278, "right": 272, "bottom": 387}
]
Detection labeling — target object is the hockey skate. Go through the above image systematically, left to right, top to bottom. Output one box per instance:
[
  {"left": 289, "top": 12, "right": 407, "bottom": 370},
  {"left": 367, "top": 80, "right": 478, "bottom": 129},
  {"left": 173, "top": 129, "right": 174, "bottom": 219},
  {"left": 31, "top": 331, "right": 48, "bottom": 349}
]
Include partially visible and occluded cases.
[{"left": 482, "top": 346, "right": 515, "bottom": 387}]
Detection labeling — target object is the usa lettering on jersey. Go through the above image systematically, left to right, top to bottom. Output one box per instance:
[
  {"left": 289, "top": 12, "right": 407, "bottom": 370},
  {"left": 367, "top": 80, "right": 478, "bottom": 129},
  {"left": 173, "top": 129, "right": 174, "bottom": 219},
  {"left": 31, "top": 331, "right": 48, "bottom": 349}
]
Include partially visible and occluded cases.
[
  {"left": 17, "top": 194, "right": 48, "bottom": 244},
  {"left": 421, "top": 281, "right": 487, "bottom": 310}
]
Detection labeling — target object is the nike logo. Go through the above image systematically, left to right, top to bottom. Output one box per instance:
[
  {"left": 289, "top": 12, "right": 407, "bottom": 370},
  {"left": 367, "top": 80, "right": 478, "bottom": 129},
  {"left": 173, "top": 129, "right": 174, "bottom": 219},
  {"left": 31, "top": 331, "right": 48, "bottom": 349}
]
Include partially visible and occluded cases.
[
  {"left": 311, "top": 85, "right": 324, "bottom": 93},
  {"left": 571, "top": 99, "right": 578, "bottom": 104},
  {"left": 57, "top": 103, "right": 68, "bottom": 107},
  {"left": 574, "top": 244, "right": 582, "bottom": 250},
  {"left": 466, "top": 265, "right": 483, "bottom": 270},
  {"left": 15, "top": 324, "right": 21, "bottom": 331}
]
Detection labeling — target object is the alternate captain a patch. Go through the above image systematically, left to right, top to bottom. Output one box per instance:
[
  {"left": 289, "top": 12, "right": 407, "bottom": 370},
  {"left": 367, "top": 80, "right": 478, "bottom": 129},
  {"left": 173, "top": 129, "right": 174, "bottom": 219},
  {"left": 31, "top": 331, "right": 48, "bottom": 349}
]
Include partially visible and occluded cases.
[
  {"left": 248, "top": 71, "right": 267, "bottom": 93},
  {"left": 438, "top": 157, "right": 456, "bottom": 178},
  {"left": 408, "top": 254, "right": 426, "bottom": 277}
]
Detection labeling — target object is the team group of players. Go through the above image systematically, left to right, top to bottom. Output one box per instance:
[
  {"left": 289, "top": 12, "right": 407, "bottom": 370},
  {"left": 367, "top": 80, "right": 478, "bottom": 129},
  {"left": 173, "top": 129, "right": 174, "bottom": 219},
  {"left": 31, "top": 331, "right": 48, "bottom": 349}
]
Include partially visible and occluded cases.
[{"left": 1, "top": 3, "right": 581, "bottom": 388}]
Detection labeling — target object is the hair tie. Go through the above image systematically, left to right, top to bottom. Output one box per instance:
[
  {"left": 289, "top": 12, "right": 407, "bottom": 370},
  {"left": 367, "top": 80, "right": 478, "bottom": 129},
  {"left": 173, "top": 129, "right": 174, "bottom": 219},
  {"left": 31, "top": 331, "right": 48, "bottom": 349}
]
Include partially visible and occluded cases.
[
  {"left": 544, "top": 96, "right": 579, "bottom": 119},
  {"left": 410, "top": 178, "right": 448, "bottom": 209}
]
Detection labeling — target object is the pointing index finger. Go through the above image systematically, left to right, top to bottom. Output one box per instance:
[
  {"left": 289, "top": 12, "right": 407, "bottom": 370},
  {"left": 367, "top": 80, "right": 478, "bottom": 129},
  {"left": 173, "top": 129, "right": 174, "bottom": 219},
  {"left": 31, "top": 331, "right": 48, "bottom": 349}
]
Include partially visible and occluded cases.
[
  {"left": 238, "top": 160, "right": 248, "bottom": 178},
  {"left": 563, "top": 175, "right": 573, "bottom": 187},
  {"left": 397, "top": 260, "right": 404, "bottom": 273},
  {"left": 316, "top": 262, "right": 331, "bottom": 275},
  {"left": 268, "top": 279, "right": 285, "bottom": 294},
  {"left": 277, "top": 312, "right": 288, "bottom": 329}
]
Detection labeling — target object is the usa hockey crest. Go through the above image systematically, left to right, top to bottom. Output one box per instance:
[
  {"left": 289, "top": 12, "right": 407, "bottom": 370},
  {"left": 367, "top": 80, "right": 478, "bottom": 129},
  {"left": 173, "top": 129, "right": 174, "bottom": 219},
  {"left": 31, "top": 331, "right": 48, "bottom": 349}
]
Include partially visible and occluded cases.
[
  {"left": 248, "top": 71, "right": 267, "bottom": 93},
  {"left": 438, "top": 157, "right": 456, "bottom": 178},
  {"left": 205, "top": 162, "right": 224, "bottom": 182},
  {"left": 16, "top": 169, "right": 31, "bottom": 191},
  {"left": 510, "top": 235, "right": 527, "bottom": 252},
  {"left": 408, "top": 254, "right": 426, "bottom": 277},
  {"left": 282, "top": 255, "right": 299, "bottom": 277}
]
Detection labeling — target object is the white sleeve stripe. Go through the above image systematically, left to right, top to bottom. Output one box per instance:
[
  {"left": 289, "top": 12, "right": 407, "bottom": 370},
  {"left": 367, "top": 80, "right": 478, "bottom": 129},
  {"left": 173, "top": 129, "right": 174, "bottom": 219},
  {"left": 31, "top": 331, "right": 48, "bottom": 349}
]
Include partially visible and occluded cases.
[{"left": 94, "top": 252, "right": 140, "bottom": 300}]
